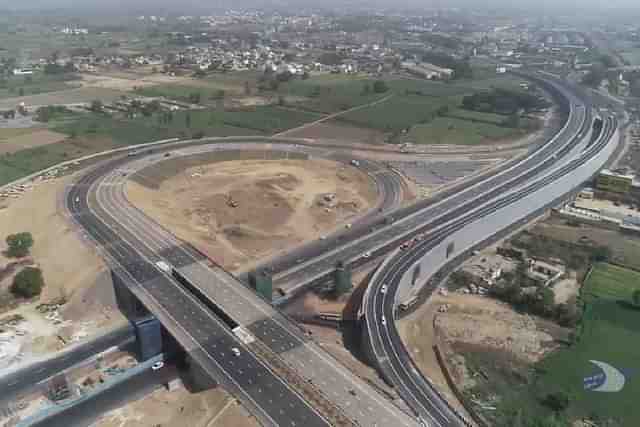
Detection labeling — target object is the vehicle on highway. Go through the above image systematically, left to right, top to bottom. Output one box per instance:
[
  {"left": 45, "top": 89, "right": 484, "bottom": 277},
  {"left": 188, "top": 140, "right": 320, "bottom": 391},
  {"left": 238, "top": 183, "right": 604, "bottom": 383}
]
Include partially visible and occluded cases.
[
  {"left": 164, "top": 152, "right": 171, "bottom": 157},
  {"left": 350, "top": 159, "right": 360, "bottom": 167},
  {"left": 75, "top": 196, "right": 80, "bottom": 203},
  {"left": 345, "top": 223, "right": 352, "bottom": 229},
  {"left": 319, "top": 235, "right": 326, "bottom": 240},
  {"left": 363, "top": 251, "right": 371, "bottom": 259},
  {"left": 155, "top": 261, "right": 172, "bottom": 274},
  {"left": 380, "top": 284, "right": 388, "bottom": 294},
  {"left": 381, "top": 316, "right": 386, "bottom": 326},
  {"left": 231, "top": 347, "right": 241, "bottom": 357},
  {"left": 151, "top": 361, "right": 164, "bottom": 371}
]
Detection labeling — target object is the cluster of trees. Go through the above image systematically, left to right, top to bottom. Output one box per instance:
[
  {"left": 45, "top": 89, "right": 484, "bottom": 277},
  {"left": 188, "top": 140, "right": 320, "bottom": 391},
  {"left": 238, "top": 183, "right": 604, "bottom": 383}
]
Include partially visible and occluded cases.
[
  {"left": 420, "top": 34, "right": 464, "bottom": 51},
  {"left": 421, "top": 52, "right": 472, "bottom": 79},
  {"left": 43, "top": 62, "right": 76, "bottom": 75},
  {"left": 462, "top": 88, "right": 547, "bottom": 115},
  {"left": 35, "top": 105, "right": 69, "bottom": 122},
  {"left": 4, "top": 232, "right": 43, "bottom": 299},
  {"left": 5, "top": 232, "right": 33, "bottom": 258},
  {"left": 490, "top": 263, "right": 580, "bottom": 326}
]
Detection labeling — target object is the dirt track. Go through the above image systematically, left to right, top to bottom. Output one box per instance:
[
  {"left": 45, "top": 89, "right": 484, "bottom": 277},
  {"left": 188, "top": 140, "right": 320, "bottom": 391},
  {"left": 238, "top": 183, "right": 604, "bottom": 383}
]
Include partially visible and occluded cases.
[{"left": 126, "top": 158, "right": 377, "bottom": 271}]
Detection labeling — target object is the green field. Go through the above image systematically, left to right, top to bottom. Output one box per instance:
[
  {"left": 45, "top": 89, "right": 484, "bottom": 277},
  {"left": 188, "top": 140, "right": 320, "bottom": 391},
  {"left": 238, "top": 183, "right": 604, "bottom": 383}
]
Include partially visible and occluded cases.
[
  {"left": 0, "top": 73, "right": 80, "bottom": 100},
  {"left": 279, "top": 74, "right": 387, "bottom": 113},
  {"left": 334, "top": 94, "right": 461, "bottom": 131},
  {"left": 405, "top": 116, "right": 521, "bottom": 145},
  {"left": 583, "top": 263, "right": 640, "bottom": 302},
  {"left": 535, "top": 298, "right": 640, "bottom": 427}
]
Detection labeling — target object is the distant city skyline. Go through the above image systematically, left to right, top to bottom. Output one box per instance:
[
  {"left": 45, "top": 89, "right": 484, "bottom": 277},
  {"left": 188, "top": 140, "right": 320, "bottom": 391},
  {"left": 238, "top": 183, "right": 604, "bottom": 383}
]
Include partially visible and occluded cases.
[{"left": 1, "top": 0, "right": 640, "bottom": 14}]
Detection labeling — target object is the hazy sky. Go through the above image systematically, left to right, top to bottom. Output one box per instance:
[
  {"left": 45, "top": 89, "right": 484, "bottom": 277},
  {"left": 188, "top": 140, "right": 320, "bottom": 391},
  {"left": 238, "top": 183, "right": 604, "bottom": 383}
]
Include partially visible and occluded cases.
[{"left": 0, "top": 0, "right": 639, "bottom": 13}]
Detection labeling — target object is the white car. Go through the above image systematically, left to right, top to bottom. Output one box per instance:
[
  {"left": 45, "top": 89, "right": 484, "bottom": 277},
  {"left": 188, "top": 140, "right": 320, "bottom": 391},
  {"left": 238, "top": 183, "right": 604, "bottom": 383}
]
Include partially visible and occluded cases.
[
  {"left": 75, "top": 197, "right": 80, "bottom": 203},
  {"left": 363, "top": 251, "right": 371, "bottom": 259},
  {"left": 155, "top": 261, "right": 172, "bottom": 274},
  {"left": 380, "top": 284, "right": 388, "bottom": 294},
  {"left": 381, "top": 316, "right": 386, "bottom": 326},
  {"left": 231, "top": 347, "right": 241, "bottom": 357},
  {"left": 151, "top": 361, "right": 164, "bottom": 371}
]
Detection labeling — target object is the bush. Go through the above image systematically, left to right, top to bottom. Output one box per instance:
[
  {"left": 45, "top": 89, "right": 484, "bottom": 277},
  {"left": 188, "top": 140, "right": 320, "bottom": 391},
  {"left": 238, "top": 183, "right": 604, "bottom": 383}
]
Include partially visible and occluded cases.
[
  {"left": 373, "top": 80, "right": 389, "bottom": 93},
  {"left": 6, "top": 232, "right": 34, "bottom": 258},
  {"left": 11, "top": 267, "right": 45, "bottom": 298},
  {"left": 542, "top": 391, "right": 570, "bottom": 412}
]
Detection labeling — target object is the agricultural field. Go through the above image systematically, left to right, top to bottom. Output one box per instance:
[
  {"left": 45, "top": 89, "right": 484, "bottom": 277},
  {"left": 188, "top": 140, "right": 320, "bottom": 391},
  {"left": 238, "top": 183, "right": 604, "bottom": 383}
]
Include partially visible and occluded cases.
[
  {"left": 0, "top": 73, "right": 81, "bottom": 100},
  {"left": 279, "top": 74, "right": 387, "bottom": 113},
  {"left": 334, "top": 94, "right": 461, "bottom": 132},
  {"left": 404, "top": 116, "right": 521, "bottom": 145},
  {"left": 583, "top": 262, "right": 640, "bottom": 302},
  {"left": 535, "top": 296, "right": 640, "bottom": 427}
]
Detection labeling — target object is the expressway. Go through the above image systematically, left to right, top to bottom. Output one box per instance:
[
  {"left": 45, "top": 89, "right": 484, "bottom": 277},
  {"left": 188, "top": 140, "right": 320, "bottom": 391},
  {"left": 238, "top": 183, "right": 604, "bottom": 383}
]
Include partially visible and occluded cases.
[
  {"left": 56, "top": 71, "right": 599, "bottom": 426},
  {"left": 264, "top": 74, "right": 592, "bottom": 300},
  {"left": 364, "top": 112, "right": 619, "bottom": 427},
  {"left": 66, "top": 144, "right": 418, "bottom": 427}
]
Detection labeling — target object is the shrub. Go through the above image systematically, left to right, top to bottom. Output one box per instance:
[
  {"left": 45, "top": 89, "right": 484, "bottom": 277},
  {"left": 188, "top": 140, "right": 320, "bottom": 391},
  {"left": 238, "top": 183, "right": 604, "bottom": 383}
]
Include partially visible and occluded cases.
[
  {"left": 6, "top": 232, "right": 34, "bottom": 258},
  {"left": 11, "top": 267, "right": 45, "bottom": 298}
]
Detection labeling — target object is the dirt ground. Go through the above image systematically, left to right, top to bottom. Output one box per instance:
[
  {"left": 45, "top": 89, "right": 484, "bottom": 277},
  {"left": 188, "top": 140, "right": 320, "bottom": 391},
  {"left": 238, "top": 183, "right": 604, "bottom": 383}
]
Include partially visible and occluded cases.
[
  {"left": 283, "top": 122, "right": 387, "bottom": 145},
  {"left": 0, "top": 129, "right": 68, "bottom": 155},
  {"left": 126, "top": 158, "right": 378, "bottom": 271},
  {"left": 0, "top": 173, "right": 125, "bottom": 364},
  {"left": 399, "top": 292, "right": 565, "bottom": 419},
  {"left": 94, "top": 385, "right": 258, "bottom": 427}
]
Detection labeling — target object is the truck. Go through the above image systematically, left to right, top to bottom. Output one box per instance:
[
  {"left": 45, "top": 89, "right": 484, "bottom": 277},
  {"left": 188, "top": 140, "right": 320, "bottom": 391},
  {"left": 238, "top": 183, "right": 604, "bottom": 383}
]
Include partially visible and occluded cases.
[{"left": 350, "top": 159, "right": 360, "bottom": 167}]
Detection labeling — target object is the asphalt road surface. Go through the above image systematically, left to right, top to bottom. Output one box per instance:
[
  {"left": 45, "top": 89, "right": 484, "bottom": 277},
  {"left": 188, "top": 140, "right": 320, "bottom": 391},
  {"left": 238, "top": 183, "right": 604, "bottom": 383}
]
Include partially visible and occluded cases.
[
  {"left": 0, "top": 325, "right": 134, "bottom": 408},
  {"left": 29, "top": 363, "right": 177, "bottom": 427}
]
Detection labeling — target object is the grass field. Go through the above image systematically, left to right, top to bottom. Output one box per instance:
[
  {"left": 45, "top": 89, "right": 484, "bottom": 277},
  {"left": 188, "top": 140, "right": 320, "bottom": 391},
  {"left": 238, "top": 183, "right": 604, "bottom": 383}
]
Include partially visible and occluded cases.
[
  {"left": 0, "top": 73, "right": 81, "bottom": 100},
  {"left": 136, "top": 84, "right": 227, "bottom": 104},
  {"left": 334, "top": 94, "right": 461, "bottom": 131},
  {"left": 405, "top": 116, "right": 521, "bottom": 145},
  {"left": 583, "top": 262, "right": 640, "bottom": 302},
  {"left": 534, "top": 297, "right": 640, "bottom": 427}
]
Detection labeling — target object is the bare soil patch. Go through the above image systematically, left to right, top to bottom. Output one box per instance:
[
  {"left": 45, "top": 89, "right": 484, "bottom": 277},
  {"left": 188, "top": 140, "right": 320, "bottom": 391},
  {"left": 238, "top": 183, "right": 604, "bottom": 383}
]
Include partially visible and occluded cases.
[
  {"left": 283, "top": 121, "right": 387, "bottom": 144},
  {"left": 0, "top": 129, "right": 68, "bottom": 155},
  {"left": 126, "top": 158, "right": 377, "bottom": 271},
  {"left": 94, "top": 385, "right": 258, "bottom": 427}
]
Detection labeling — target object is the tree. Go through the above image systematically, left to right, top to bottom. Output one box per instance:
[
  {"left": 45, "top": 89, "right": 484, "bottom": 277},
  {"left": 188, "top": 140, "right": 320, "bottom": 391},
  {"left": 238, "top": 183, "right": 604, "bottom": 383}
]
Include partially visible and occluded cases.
[
  {"left": 193, "top": 68, "right": 206, "bottom": 78},
  {"left": 373, "top": 80, "right": 389, "bottom": 93},
  {"left": 244, "top": 81, "right": 251, "bottom": 95},
  {"left": 361, "top": 82, "right": 371, "bottom": 95},
  {"left": 18, "top": 87, "right": 24, "bottom": 97},
  {"left": 188, "top": 92, "right": 201, "bottom": 104},
  {"left": 278, "top": 95, "right": 286, "bottom": 106},
  {"left": 89, "top": 99, "right": 103, "bottom": 113},
  {"left": 436, "top": 105, "right": 450, "bottom": 117},
  {"left": 185, "top": 112, "right": 191, "bottom": 128},
  {"left": 503, "top": 112, "right": 521, "bottom": 128},
  {"left": 6, "top": 232, "right": 34, "bottom": 258},
  {"left": 10, "top": 267, "right": 45, "bottom": 298},
  {"left": 632, "top": 289, "right": 640, "bottom": 307},
  {"left": 542, "top": 391, "right": 570, "bottom": 412}
]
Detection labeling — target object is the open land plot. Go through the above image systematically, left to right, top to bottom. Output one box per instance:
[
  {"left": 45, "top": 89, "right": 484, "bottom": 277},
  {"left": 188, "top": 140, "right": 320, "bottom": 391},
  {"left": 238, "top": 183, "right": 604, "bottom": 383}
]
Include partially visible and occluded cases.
[
  {"left": 279, "top": 75, "right": 388, "bottom": 113},
  {"left": 0, "top": 87, "right": 125, "bottom": 110},
  {"left": 334, "top": 94, "right": 461, "bottom": 131},
  {"left": 0, "top": 104, "right": 316, "bottom": 186},
  {"left": 404, "top": 116, "right": 523, "bottom": 145},
  {"left": 280, "top": 121, "right": 387, "bottom": 145},
  {"left": 0, "top": 129, "right": 67, "bottom": 155},
  {"left": 126, "top": 157, "right": 377, "bottom": 271},
  {"left": 0, "top": 173, "right": 125, "bottom": 363},
  {"left": 532, "top": 218, "right": 640, "bottom": 270},
  {"left": 583, "top": 262, "right": 640, "bottom": 302},
  {"left": 534, "top": 298, "right": 640, "bottom": 427},
  {"left": 94, "top": 381, "right": 258, "bottom": 427}
]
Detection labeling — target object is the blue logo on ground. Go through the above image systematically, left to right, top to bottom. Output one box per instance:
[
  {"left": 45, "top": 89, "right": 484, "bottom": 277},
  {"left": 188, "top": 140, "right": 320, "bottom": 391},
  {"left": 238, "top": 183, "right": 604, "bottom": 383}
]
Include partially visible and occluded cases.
[{"left": 583, "top": 360, "right": 633, "bottom": 392}]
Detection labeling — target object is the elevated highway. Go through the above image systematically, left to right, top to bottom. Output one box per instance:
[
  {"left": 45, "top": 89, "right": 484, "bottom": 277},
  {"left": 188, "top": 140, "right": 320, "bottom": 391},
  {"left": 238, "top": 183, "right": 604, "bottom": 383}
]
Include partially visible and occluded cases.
[
  {"left": 59, "top": 71, "right": 602, "bottom": 426},
  {"left": 362, "top": 113, "right": 619, "bottom": 425},
  {"left": 66, "top": 144, "right": 418, "bottom": 427}
]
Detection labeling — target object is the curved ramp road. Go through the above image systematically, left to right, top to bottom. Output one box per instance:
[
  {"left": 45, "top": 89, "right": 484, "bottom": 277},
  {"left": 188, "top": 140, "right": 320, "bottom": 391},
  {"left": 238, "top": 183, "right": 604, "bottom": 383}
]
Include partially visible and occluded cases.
[
  {"left": 55, "top": 71, "right": 600, "bottom": 426},
  {"left": 363, "top": 114, "right": 619, "bottom": 425},
  {"left": 66, "top": 143, "right": 418, "bottom": 427}
]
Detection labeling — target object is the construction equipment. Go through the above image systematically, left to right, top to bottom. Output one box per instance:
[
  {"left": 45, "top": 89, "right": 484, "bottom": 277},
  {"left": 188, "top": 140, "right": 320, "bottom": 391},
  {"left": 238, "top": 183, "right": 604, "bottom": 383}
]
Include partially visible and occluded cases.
[{"left": 225, "top": 194, "right": 238, "bottom": 208}]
